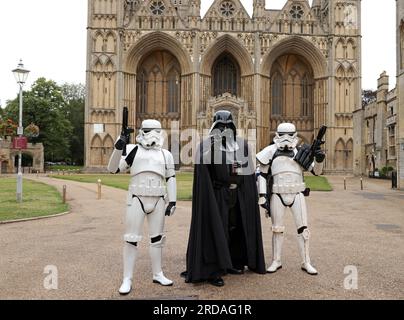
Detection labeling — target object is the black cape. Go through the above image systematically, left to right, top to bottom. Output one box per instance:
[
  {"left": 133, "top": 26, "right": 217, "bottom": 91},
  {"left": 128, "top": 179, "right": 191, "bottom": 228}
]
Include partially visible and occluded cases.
[{"left": 185, "top": 138, "right": 266, "bottom": 283}]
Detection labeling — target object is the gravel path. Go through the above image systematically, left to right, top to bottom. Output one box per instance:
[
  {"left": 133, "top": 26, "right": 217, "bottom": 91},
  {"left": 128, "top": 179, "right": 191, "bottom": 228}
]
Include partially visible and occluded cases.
[{"left": 0, "top": 175, "right": 403, "bottom": 300}]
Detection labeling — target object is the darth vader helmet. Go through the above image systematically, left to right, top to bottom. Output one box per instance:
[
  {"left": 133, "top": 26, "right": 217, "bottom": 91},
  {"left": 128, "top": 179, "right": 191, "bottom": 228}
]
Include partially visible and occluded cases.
[{"left": 209, "top": 110, "right": 237, "bottom": 139}]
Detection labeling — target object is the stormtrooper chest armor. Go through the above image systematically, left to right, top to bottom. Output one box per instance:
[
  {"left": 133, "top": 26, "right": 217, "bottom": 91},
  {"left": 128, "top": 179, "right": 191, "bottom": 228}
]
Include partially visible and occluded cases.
[
  {"left": 128, "top": 146, "right": 167, "bottom": 197},
  {"left": 130, "top": 146, "right": 166, "bottom": 177},
  {"left": 271, "top": 155, "right": 306, "bottom": 194}
]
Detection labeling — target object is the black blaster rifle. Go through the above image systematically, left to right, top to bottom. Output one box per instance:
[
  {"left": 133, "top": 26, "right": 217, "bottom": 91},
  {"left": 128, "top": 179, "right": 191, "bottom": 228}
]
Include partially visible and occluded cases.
[
  {"left": 121, "top": 107, "right": 134, "bottom": 156},
  {"left": 295, "top": 125, "right": 327, "bottom": 171}
]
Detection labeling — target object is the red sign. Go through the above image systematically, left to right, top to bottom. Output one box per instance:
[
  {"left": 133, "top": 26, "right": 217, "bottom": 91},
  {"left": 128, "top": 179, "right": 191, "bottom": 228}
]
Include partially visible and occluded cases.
[{"left": 12, "top": 136, "right": 28, "bottom": 150}]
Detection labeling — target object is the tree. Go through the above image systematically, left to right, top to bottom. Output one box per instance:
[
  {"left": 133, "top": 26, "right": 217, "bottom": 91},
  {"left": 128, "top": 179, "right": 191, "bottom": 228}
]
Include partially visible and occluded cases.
[
  {"left": 3, "top": 78, "right": 73, "bottom": 161},
  {"left": 61, "top": 83, "right": 85, "bottom": 165},
  {"left": 362, "top": 89, "right": 377, "bottom": 107}
]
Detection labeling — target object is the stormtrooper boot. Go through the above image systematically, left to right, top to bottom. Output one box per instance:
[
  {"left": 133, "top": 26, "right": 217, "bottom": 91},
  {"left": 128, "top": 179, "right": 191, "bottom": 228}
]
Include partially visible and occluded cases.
[
  {"left": 297, "top": 230, "right": 318, "bottom": 275},
  {"left": 267, "top": 232, "right": 284, "bottom": 273},
  {"left": 119, "top": 243, "right": 138, "bottom": 295},
  {"left": 150, "top": 244, "right": 173, "bottom": 286}
]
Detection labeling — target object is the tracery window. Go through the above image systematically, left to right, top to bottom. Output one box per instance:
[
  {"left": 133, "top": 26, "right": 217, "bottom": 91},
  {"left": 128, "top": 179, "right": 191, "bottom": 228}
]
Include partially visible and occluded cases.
[
  {"left": 150, "top": 1, "right": 165, "bottom": 15},
  {"left": 220, "top": 1, "right": 235, "bottom": 17},
  {"left": 290, "top": 5, "right": 304, "bottom": 19},
  {"left": 212, "top": 55, "right": 240, "bottom": 97},
  {"left": 136, "top": 69, "right": 147, "bottom": 114},
  {"left": 167, "top": 70, "right": 180, "bottom": 113},
  {"left": 271, "top": 73, "right": 283, "bottom": 116},
  {"left": 301, "top": 74, "right": 312, "bottom": 117}
]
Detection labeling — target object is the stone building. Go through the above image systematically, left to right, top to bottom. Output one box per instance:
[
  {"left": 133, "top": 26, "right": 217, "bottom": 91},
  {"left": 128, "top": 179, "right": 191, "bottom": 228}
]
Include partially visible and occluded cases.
[
  {"left": 85, "top": 0, "right": 362, "bottom": 173},
  {"left": 396, "top": 0, "right": 404, "bottom": 189},
  {"left": 359, "top": 72, "right": 397, "bottom": 176},
  {"left": 0, "top": 138, "right": 44, "bottom": 174}
]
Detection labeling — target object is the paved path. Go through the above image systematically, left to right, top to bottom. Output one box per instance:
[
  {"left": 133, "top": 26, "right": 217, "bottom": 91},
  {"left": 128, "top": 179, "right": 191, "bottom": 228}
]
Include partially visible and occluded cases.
[{"left": 0, "top": 175, "right": 403, "bottom": 300}]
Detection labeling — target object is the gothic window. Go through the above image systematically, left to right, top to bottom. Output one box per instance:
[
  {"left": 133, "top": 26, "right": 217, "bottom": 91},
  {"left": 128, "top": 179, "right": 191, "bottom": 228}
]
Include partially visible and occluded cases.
[
  {"left": 150, "top": 1, "right": 165, "bottom": 15},
  {"left": 220, "top": 1, "right": 235, "bottom": 17},
  {"left": 290, "top": 5, "right": 304, "bottom": 20},
  {"left": 136, "top": 51, "right": 181, "bottom": 118},
  {"left": 212, "top": 54, "right": 240, "bottom": 97},
  {"left": 136, "top": 69, "right": 147, "bottom": 114},
  {"left": 167, "top": 69, "right": 180, "bottom": 113},
  {"left": 271, "top": 73, "right": 283, "bottom": 116},
  {"left": 301, "top": 74, "right": 312, "bottom": 117}
]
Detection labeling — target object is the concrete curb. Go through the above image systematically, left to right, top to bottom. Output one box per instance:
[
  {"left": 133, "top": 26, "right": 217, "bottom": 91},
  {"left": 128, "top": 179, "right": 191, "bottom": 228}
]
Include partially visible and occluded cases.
[{"left": 0, "top": 211, "right": 70, "bottom": 225}]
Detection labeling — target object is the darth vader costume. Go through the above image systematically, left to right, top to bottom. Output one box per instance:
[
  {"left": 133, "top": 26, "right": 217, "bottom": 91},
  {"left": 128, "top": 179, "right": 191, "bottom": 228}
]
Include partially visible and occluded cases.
[{"left": 183, "top": 111, "right": 266, "bottom": 286}]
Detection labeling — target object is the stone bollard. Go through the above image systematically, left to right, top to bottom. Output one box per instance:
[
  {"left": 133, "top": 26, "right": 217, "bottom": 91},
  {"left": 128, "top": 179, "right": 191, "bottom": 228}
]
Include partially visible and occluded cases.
[
  {"left": 360, "top": 176, "right": 364, "bottom": 191},
  {"left": 344, "top": 177, "right": 346, "bottom": 190},
  {"left": 97, "top": 179, "right": 102, "bottom": 200},
  {"left": 63, "top": 185, "right": 67, "bottom": 204}
]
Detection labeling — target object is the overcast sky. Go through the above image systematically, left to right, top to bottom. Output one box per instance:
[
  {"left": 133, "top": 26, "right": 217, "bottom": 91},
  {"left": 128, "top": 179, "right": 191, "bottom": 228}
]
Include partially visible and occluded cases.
[{"left": 0, "top": 0, "right": 396, "bottom": 107}]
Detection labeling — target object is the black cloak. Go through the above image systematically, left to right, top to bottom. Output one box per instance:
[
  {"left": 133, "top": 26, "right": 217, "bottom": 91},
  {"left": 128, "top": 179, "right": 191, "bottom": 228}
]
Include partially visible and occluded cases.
[{"left": 185, "top": 137, "right": 266, "bottom": 283}]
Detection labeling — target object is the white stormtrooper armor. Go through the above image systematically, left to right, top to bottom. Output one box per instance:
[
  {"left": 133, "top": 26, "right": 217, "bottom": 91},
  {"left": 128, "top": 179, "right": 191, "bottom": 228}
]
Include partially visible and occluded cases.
[
  {"left": 108, "top": 119, "right": 177, "bottom": 295},
  {"left": 257, "top": 123, "right": 324, "bottom": 276}
]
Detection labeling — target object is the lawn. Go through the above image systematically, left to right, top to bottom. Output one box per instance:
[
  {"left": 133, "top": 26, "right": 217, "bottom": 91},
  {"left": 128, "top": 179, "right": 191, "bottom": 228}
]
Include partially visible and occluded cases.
[
  {"left": 51, "top": 172, "right": 331, "bottom": 200},
  {"left": 304, "top": 176, "right": 333, "bottom": 191},
  {"left": 0, "top": 178, "right": 69, "bottom": 222}
]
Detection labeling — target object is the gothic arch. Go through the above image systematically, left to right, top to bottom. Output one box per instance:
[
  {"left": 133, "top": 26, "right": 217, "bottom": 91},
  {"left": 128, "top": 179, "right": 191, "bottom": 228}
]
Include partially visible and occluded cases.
[
  {"left": 124, "top": 31, "right": 192, "bottom": 74},
  {"left": 94, "top": 32, "right": 104, "bottom": 52},
  {"left": 105, "top": 32, "right": 116, "bottom": 53},
  {"left": 200, "top": 34, "right": 254, "bottom": 76},
  {"left": 262, "top": 36, "right": 327, "bottom": 79},
  {"left": 335, "top": 38, "right": 345, "bottom": 60},
  {"left": 346, "top": 38, "right": 356, "bottom": 60},
  {"left": 211, "top": 52, "right": 241, "bottom": 97},
  {"left": 93, "top": 59, "right": 103, "bottom": 72},
  {"left": 105, "top": 59, "right": 114, "bottom": 72},
  {"left": 336, "top": 64, "right": 345, "bottom": 78},
  {"left": 347, "top": 66, "right": 357, "bottom": 79},
  {"left": 90, "top": 134, "right": 103, "bottom": 166},
  {"left": 103, "top": 134, "right": 114, "bottom": 164},
  {"left": 334, "top": 138, "right": 346, "bottom": 170}
]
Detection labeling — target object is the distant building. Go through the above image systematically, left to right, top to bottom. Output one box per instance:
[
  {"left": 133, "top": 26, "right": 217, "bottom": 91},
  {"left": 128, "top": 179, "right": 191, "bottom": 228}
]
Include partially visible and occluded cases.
[
  {"left": 396, "top": 0, "right": 404, "bottom": 189},
  {"left": 359, "top": 72, "right": 397, "bottom": 177},
  {"left": 0, "top": 137, "right": 44, "bottom": 174}
]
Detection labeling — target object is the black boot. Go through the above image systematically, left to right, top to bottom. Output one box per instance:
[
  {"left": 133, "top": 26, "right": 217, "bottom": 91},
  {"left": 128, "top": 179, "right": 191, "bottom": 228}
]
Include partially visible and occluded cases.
[{"left": 209, "top": 277, "right": 224, "bottom": 287}]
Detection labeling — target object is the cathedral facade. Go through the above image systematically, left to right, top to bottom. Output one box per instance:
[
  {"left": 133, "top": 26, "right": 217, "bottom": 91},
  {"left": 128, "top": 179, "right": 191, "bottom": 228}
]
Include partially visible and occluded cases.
[{"left": 85, "top": 0, "right": 362, "bottom": 174}]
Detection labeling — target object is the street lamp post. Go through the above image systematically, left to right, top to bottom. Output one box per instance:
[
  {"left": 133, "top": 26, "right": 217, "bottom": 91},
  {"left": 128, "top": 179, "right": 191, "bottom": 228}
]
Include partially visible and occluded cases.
[{"left": 12, "top": 59, "right": 30, "bottom": 203}]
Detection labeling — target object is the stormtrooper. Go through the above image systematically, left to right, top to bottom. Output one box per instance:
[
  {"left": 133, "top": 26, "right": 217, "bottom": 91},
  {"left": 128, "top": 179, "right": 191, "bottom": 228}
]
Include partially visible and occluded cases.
[
  {"left": 108, "top": 119, "right": 177, "bottom": 295},
  {"left": 256, "top": 123, "right": 326, "bottom": 275}
]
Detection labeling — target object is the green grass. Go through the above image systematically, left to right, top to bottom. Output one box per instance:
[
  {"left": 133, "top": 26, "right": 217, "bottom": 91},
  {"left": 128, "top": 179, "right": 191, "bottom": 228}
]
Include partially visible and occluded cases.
[
  {"left": 51, "top": 172, "right": 332, "bottom": 200},
  {"left": 51, "top": 172, "right": 194, "bottom": 201},
  {"left": 304, "top": 176, "right": 333, "bottom": 191},
  {"left": 0, "top": 178, "right": 69, "bottom": 222}
]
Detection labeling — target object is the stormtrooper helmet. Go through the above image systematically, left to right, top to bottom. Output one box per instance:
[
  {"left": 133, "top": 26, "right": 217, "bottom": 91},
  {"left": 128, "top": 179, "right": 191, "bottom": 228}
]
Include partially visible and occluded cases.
[
  {"left": 136, "top": 119, "right": 164, "bottom": 149},
  {"left": 273, "top": 123, "right": 299, "bottom": 150}
]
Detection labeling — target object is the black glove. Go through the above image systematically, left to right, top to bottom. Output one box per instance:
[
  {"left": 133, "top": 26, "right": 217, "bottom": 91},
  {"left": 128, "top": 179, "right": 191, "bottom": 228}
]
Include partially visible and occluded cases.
[
  {"left": 115, "top": 134, "right": 128, "bottom": 151},
  {"left": 294, "top": 144, "right": 314, "bottom": 170},
  {"left": 314, "top": 146, "right": 326, "bottom": 163},
  {"left": 165, "top": 202, "right": 176, "bottom": 216}
]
